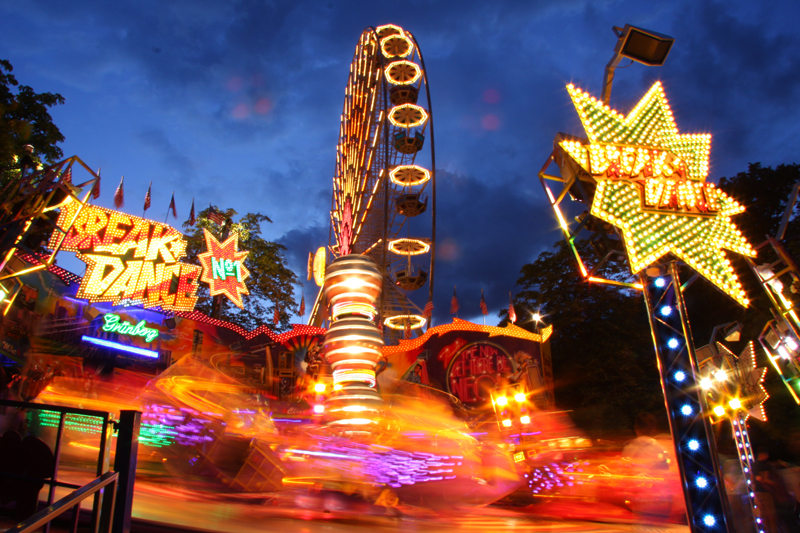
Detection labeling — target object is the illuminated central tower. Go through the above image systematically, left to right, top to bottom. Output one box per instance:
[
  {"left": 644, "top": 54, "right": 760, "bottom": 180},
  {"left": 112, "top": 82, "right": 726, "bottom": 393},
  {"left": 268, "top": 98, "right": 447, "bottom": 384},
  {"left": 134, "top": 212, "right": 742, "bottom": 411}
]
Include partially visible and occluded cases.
[{"left": 321, "top": 254, "right": 384, "bottom": 432}]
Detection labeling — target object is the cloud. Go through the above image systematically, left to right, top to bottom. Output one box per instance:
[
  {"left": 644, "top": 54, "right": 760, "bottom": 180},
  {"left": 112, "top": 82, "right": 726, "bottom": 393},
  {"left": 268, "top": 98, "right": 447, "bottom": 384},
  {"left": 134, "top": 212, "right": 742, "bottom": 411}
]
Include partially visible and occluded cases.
[{"left": 1, "top": 0, "right": 798, "bottom": 332}]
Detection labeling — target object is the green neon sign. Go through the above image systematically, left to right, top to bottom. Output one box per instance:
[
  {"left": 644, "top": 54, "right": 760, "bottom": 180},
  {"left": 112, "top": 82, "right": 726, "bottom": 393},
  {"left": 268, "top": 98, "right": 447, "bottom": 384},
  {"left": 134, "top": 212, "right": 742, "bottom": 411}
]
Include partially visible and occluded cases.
[
  {"left": 211, "top": 257, "right": 242, "bottom": 282},
  {"left": 102, "top": 313, "right": 159, "bottom": 343}
]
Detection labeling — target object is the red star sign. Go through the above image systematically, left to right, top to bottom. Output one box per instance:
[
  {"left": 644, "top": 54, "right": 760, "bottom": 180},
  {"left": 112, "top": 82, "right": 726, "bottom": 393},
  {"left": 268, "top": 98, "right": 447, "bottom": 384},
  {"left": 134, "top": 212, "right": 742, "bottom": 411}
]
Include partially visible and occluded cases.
[{"left": 197, "top": 228, "right": 251, "bottom": 308}]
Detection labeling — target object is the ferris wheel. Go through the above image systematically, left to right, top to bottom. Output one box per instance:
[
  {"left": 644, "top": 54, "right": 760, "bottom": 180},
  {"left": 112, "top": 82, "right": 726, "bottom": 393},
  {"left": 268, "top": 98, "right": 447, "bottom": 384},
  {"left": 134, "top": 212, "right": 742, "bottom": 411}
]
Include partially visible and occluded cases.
[{"left": 311, "top": 24, "right": 436, "bottom": 344}]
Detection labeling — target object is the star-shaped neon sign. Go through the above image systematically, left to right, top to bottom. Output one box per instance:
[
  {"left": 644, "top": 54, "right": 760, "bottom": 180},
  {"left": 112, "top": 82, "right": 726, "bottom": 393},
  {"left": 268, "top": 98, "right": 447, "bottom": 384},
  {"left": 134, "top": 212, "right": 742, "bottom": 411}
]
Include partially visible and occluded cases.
[
  {"left": 559, "top": 82, "right": 756, "bottom": 306},
  {"left": 197, "top": 228, "right": 251, "bottom": 308}
]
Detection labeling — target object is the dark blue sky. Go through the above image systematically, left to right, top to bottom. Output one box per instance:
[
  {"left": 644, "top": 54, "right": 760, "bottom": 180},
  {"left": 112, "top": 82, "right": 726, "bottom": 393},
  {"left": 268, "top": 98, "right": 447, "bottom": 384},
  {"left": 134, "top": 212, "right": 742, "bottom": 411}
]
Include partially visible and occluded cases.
[{"left": 2, "top": 0, "right": 798, "bottom": 327}]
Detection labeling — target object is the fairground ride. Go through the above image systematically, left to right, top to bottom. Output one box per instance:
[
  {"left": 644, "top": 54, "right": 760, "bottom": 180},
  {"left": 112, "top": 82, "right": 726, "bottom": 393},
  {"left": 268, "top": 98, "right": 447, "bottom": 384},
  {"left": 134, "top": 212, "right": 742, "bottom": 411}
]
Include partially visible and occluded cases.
[{"left": 309, "top": 24, "right": 436, "bottom": 345}]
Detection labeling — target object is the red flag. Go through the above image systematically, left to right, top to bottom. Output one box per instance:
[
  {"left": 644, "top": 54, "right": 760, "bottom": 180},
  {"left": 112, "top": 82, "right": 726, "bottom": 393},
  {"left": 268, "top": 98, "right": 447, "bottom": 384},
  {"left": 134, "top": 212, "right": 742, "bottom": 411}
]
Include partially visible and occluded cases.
[
  {"left": 61, "top": 166, "right": 72, "bottom": 185},
  {"left": 92, "top": 168, "right": 101, "bottom": 199},
  {"left": 114, "top": 176, "right": 124, "bottom": 208},
  {"left": 143, "top": 182, "right": 152, "bottom": 211},
  {"left": 168, "top": 193, "right": 177, "bottom": 219},
  {"left": 189, "top": 199, "right": 196, "bottom": 226},
  {"left": 207, "top": 205, "right": 226, "bottom": 226},
  {"left": 450, "top": 287, "right": 459, "bottom": 315},
  {"left": 480, "top": 289, "right": 488, "bottom": 315},
  {"left": 508, "top": 292, "right": 517, "bottom": 324},
  {"left": 298, "top": 294, "right": 305, "bottom": 317},
  {"left": 422, "top": 299, "right": 433, "bottom": 319},
  {"left": 273, "top": 305, "right": 280, "bottom": 326}
]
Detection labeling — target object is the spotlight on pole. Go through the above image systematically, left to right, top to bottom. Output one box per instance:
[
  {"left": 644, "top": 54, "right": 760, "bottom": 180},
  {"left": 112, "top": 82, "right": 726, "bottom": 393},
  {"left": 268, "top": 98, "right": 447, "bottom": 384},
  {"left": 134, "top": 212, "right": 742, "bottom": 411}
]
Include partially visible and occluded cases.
[{"left": 601, "top": 24, "right": 675, "bottom": 106}]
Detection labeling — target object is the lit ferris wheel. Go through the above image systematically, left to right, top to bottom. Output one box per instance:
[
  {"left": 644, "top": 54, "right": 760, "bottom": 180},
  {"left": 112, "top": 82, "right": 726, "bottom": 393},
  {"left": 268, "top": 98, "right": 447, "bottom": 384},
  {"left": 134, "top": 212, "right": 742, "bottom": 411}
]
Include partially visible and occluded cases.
[{"left": 310, "top": 24, "right": 436, "bottom": 344}]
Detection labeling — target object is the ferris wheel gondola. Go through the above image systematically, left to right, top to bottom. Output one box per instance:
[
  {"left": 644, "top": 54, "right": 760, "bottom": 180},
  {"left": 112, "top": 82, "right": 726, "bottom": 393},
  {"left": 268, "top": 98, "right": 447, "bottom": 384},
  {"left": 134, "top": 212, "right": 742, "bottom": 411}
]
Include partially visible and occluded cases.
[{"left": 310, "top": 24, "right": 436, "bottom": 344}]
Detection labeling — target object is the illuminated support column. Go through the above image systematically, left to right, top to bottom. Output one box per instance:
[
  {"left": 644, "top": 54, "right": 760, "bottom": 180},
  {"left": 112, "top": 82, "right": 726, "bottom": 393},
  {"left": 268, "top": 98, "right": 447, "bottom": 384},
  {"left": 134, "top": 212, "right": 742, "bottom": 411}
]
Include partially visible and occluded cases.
[
  {"left": 321, "top": 255, "right": 384, "bottom": 432},
  {"left": 641, "top": 262, "right": 733, "bottom": 533},
  {"left": 731, "top": 415, "right": 765, "bottom": 533}
]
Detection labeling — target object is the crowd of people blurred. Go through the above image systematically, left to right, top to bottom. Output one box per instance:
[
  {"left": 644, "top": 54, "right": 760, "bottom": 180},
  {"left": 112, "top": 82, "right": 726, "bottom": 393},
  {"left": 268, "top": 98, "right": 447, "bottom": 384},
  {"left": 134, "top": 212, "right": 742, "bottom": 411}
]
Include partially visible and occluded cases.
[
  {"left": 0, "top": 362, "right": 75, "bottom": 435},
  {"left": 621, "top": 411, "right": 800, "bottom": 532}
]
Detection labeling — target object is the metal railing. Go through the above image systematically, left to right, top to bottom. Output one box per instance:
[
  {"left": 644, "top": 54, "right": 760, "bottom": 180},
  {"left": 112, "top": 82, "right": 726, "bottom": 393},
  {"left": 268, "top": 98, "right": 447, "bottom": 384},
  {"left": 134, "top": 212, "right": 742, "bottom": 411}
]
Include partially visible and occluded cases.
[
  {"left": 0, "top": 400, "right": 140, "bottom": 533},
  {"left": 6, "top": 471, "right": 119, "bottom": 533}
]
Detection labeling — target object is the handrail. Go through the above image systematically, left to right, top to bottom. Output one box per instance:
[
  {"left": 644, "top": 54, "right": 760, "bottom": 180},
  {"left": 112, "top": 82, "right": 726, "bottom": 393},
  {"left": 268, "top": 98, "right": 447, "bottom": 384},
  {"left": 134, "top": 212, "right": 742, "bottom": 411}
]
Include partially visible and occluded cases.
[
  {"left": 0, "top": 397, "right": 114, "bottom": 533},
  {"left": 0, "top": 398, "right": 114, "bottom": 419},
  {"left": 0, "top": 400, "right": 140, "bottom": 533},
  {"left": 5, "top": 471, "right": 119, "bottom": 533}
]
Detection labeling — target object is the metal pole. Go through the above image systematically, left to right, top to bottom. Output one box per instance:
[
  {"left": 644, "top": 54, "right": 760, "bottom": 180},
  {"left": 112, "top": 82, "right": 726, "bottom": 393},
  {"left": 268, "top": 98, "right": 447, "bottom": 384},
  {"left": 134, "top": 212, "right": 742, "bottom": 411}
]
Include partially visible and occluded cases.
[
  {"left": 640, "top": 262, "right": 733, "bottom": 533},
  {"left": 112, "top": 410, "right": 141, "bottom": 533},
  {"left": 44, "top": 412, "right": 67, "bottom": 533},
  {"left": 731, "top": 414, "right": 766, "bottom": 532}
]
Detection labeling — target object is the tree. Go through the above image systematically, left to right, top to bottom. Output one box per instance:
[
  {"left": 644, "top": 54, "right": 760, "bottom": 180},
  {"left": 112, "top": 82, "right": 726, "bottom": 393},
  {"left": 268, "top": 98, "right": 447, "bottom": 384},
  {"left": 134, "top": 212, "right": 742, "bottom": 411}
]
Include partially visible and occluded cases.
[
  {"left": 0, "top": 59, "right": 65, "bottom": 180},
  {"left": 510, "top": 162, "right": 800, "bottom": 452},
  {"left": 719, "top": 162, "right": 800, "bottom": 244},
  {"left": 182, "top": 206, "right": 299, "bottom": 332},
  {"left": 509, "top": 239, "right": 664, "bottom": 435}
]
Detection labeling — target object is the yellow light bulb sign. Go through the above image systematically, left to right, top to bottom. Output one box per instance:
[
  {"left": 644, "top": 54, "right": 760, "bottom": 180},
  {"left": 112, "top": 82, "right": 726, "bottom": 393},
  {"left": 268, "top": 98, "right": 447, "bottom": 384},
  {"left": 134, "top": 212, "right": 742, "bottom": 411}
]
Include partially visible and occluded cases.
[
  {"left": 560, "top": 82, "right": 756, "bottom": 306},
  {"left": 49, "top": 199, "right": 201, "bottom": 311}
]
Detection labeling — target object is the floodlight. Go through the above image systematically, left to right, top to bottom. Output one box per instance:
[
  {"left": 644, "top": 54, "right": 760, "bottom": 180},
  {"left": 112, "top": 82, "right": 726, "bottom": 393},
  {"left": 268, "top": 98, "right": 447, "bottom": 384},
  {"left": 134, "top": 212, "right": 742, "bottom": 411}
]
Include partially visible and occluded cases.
[
  {"left": 601, "top": 24, "right": 675, "bottom": 105},
  {"left": 616, "top": 25, "right": 674, "bottom": 66},
  {"left": 723, "top": 322, "right": 743, "bottom": 342}
]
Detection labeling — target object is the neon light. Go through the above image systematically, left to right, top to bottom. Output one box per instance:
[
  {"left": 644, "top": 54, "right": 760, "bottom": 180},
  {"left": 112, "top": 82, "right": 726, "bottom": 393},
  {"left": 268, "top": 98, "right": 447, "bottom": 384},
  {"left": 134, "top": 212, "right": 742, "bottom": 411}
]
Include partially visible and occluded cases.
[
  {"left": 380, "top": 33, "right": 413, "bottom": 59},
  {"left": 385, "top": 60, "right": 421, "bottom": 85},
  {"left": 388, "top": 104, "right": 428, "bottom": 128},
  {"left": 389, "top": 165, "right": 430, "bottom": 186},
  {"left": 544, "top": 185, "right": 569, "bottom": 232},
  {"left": 197, "top": 228, "right": 250, "bottom": 309},
  {"left": 387, "top": 238, "right": 430, "bottom": 255},
  {"left": 312, "top": 247, "right": 326, "bottom": 287},
  {"left": 211, "top": 257, "right": 242, "bottom": 282},
  {"left": 0, "top": 264, "right": 45, "bottom": 281},
  {"left": 588, "top": 276, "right": 643, "bottom": 290},
  {"left": 102, "top": 313, "right": 159, "bottom": 342},
  {"left": 383, "top": 314, "right": 426, "bottom": 330},
  {"left": 383, "top": 318, "right": 553, "bottom": 355},
  {"left": 81, "top": 335, "right": 159, "bottom": 358},
  {"left": 332, "top": 368, "right": 376, "bottom": 387}
]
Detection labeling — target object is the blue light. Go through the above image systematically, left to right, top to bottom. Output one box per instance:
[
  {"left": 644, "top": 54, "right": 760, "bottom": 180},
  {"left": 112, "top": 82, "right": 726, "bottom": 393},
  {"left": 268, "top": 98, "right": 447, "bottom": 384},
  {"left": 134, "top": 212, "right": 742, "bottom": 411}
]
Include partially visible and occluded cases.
[
  {"left": 655, "top": 278, "right": 666, "bottom": 288},
  {"left": 660, "top": 305, "right": 672, "bottom": 316},
  {"left": 81, "top": 336, "right": 159, "bottom": 358},
  {"left": 667, "top": 338, "right": 680, "bottom": 349},
  {"left": 674, "top": 371, "right": 686, "bottom": 382},
  {"left": 681, "top": 405, "right": 693, "bottom": 416},
  {"left": 687, "top": 439, "right": 700, "bottom": 451},
  {"left": 696, "top": 476, "right": 708, "bottom": 488},
  {"left": 703, "top": 514, "right": 716, "bottom": 526}
]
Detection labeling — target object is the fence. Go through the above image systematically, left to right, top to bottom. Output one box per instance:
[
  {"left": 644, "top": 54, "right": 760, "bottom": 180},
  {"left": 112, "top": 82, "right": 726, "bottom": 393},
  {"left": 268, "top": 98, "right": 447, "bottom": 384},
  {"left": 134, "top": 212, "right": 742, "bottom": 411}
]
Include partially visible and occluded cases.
[{"left": 0, "top": 400, "right": 140, "bottom": 533}]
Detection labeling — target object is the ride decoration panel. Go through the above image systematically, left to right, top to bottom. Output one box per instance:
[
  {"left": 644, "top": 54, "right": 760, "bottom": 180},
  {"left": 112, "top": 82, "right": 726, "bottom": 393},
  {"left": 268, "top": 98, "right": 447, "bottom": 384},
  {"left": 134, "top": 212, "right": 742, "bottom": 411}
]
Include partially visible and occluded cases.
[{"left": 380, "top": 319, "right": 554, "bottom": 411}]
